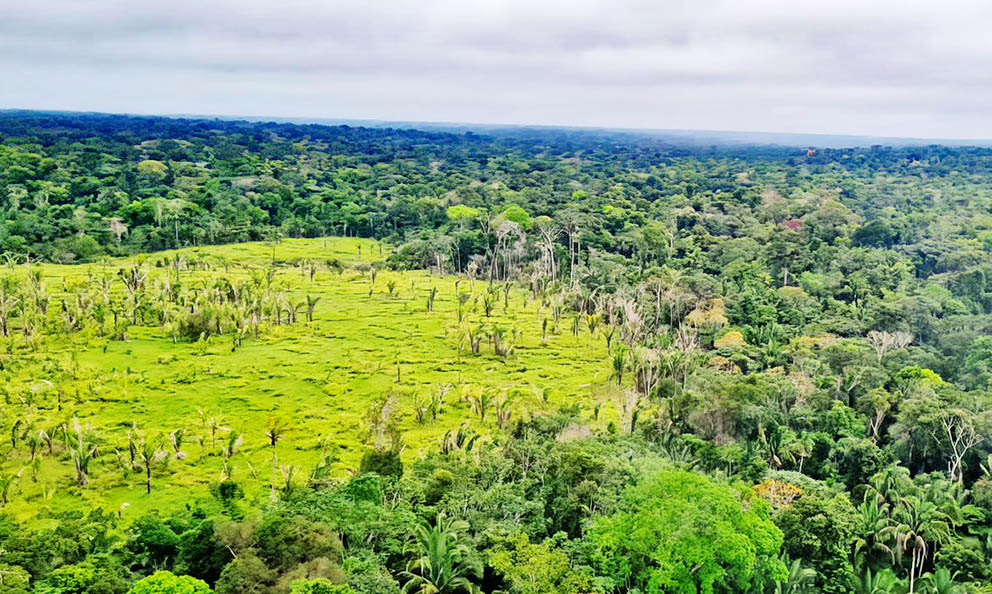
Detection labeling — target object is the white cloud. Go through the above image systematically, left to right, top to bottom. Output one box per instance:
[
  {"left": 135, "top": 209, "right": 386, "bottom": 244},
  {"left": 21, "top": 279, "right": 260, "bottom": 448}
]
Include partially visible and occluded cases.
[{"left": 2, "top": 0, "right": 992, "bottom": 138}]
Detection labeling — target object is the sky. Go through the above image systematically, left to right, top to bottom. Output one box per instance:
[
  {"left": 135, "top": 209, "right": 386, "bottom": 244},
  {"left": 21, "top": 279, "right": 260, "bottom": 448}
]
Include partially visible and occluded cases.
[{"left": 3, "top": 0, "right": 992, "bottom": 139}]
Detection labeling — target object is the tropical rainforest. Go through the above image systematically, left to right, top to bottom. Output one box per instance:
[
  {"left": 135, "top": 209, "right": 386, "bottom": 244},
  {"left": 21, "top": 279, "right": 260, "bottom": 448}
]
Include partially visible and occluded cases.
[{"left": 0, "top": 110, "right": 991, "bottom": 593}]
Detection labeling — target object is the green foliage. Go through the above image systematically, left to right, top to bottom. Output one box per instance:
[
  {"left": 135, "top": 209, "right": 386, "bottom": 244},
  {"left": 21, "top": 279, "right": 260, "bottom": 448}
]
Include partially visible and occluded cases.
[
  {"left": 499, "top": 205, "right": 531, "bottom": 229},
  {"left": 359, "top": 449, "right": 403, "bottom": 481},
  {"left": 590, "top": 468, "right": 786, "bottom": 594},
  {"left": 776, "top": 494, "right": 859, "bottom": 593},
  {"left": 400, "top": 514, "right": 481, "bottom": 594},
  {"left": 127, "top": 515, "right": 181, "bottom": 572},
  {"left": 254, "top": 515, "right": 343, "bottom": 574},
  {"left": 487, "top": 532, "right": 592, "bottom": 594},
  {"left": 214, "top": 555, "right": 274, "bottom": 594},
  {"left": 0, "top": 563, "right": 30, "bottom": 594},
  {"left": 127, "top": 571, "right": 212, "bottom": 594},
  {"left": 289, "top": 579, "right": 354, "bottom": 594}
]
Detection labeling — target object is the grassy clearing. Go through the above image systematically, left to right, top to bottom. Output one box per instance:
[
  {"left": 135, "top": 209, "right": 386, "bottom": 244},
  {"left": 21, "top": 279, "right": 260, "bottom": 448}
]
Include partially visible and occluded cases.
[{"left": 0, "top": 237, "right": 615, "bottom": 520}]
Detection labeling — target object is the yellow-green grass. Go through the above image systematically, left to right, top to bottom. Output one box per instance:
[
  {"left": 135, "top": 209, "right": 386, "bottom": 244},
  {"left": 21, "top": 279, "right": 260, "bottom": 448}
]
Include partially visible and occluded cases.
[{"left": 0, "top": 238, "right": 616, "bottom": 521}]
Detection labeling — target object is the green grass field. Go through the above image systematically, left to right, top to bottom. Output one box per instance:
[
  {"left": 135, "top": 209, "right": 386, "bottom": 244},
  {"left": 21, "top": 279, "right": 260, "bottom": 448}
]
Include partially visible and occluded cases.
[{"left": 0, "top": 238, "right": 615, "bottom": 520}]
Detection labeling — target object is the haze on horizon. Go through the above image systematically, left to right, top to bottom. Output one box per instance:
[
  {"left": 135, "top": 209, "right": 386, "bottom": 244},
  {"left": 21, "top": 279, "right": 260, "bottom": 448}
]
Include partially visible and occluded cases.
[{"left": 3, "top": 0, "right": 992, "bottom": 140}]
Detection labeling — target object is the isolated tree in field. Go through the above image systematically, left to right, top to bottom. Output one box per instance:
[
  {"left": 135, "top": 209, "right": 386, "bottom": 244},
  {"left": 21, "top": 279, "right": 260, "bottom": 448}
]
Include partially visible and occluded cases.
[
  {"left": 558, "top": 212, "right": 584, "bottom": 288},
  {"left": 426, "top": 286, "right": 438, "bottom": 312},
  {"left": 305, "top": 294, "right": 320, "bottom": 322},
  {"left": 288, "top": 299, "right": 304, "bottom": 324},
  {"left": 585, "top": 312, "right": 600, "bottom": 335},
  {"left": 458, "top": 323, "right": 482, "bottom": 356},
  {"left": 487, "top": 323, "right": 515, "bottom": 357},
  {"left": 601, "top": 324, "right": 616, "bottom": 351},
  {"left": 429, "top": 384, "right": 450, "bottom": 421},
  {"left": 465, "top": 389, "right": 493, "bottom": 424},
  {"left": 362, "top": 391, "right": 404, "bottom": 478},
  {"left": 413, "top": 391, "right": 429, "bottom": 424},
  {"left": 494, "top": 392, "right": 514, "bottom": 429},
  {"left": 198, "top": 409, "right": 228, "bottom": 452},
  {"left": 265, "top": 417, "right": 287, "bottom": 501},
  {"left": 70, "top": 418, "right": 99, "bottom": 486},
  {"left": 127, "top": 422, "right": 140, "bottom": 468},
  {"left": 168, "top": 427, "right": 187, "bottom": 459},
  {"left": 222, "top": 430, "right": 244, "bottom": 479},
  {"left": 134, "top": 435, "right": 168, "bottom": 494},
  {"left": 401, "top": 513, "right": 481, "bottom": 594}
]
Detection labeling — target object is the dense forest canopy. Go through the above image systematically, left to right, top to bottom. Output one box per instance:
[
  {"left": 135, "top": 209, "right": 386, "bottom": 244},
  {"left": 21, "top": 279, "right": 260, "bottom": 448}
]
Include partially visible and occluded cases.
[{"left": 0, "top": 111, "right": 991, "bottom": 594}]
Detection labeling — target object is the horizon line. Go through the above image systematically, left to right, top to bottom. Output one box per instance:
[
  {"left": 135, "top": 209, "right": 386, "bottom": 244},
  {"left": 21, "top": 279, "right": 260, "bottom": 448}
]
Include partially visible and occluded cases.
[{"left": 4, "top": 106, "right": 992, "bottom": 148}]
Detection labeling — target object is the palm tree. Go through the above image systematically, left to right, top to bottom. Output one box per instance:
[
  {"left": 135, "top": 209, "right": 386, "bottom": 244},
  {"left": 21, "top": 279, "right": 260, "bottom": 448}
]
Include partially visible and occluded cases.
[
  {"left": 1, "top": 251, "right": 20, "bottom": 270},
  {"left": 118, "top": 265, "right": 148, "bottom": 324},
  {"left": 426, "top": 287, "right": 438, "bottom": 312},
  {"left": 305, "top": 294, "right": 320, "bottom": 322},
  {"left": 289, "top": 300, "right": 304, "bottom": 324},
  {"left": 601, "top": 323, "right": 617, "bottom": 351},
  {"left": 611, "top": 346, "right": 626, "bottom": 386},
  {"left": 429, "top": 384, "right": 450, "bottom": 422},
  {"left": 466, "top": 390, "right": 493, "bottom": 424},
  {"left": 494, "top": 393, "right": 514, "bottom": 429},
  {"left": 198, "top": 409, "right": 228, "bottom": 453},
  {"left": 9, "top": 418, "right": 23, "bottom": 449},
  {"left": 70, "top": 418, "right": 99, "bottom": 486},
  {"left": 265, "top": 418, "right": 286, "bottom": 501},
  {"left": 441, "top": 426, "right": 479, "bottom": 456},
  {"left": 168, "top": 427, "right": 186, "bottom": 459},
  {"left": 221, "top": 430, "right": 243, "bottom": 479},
  {"left": 134, "top": 436, "right": 168, "bottom": 494},
  {"left": 0, "top": 468, "right": 23, "bottom": 506},
  {"left": 854, "top": 495, "right": 894, "bottom": 565},
  {"left": 882, "top": 495, "right": 952, "bottom": 593},
  {"left": 400, "top": 513, "right": 481, "bottom": 594},
  {"left": 775, "top": 555, "right": 816, "bottom": 594},
  {"left": 847, "top": 565, "right": 902, "bottom": 594},
  {"left": 917, "top": 568, "right": 960, "bottom": 594}
]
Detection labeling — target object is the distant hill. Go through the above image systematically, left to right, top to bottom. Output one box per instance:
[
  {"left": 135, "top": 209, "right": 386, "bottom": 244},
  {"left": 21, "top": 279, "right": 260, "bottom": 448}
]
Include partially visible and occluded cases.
[{"left": 168, "top": 112, "right": 992, "bottom": 149}]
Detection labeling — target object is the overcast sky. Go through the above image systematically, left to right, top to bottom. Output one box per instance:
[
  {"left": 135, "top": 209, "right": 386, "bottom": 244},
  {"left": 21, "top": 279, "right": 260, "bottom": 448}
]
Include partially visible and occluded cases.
[{"left": 3, "top": 0, "right": 992, "bottom": 139}]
